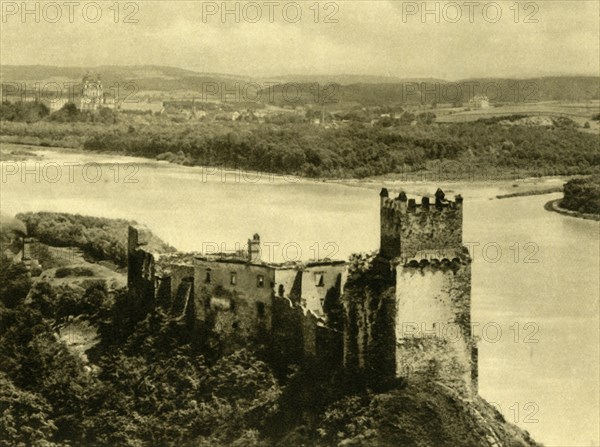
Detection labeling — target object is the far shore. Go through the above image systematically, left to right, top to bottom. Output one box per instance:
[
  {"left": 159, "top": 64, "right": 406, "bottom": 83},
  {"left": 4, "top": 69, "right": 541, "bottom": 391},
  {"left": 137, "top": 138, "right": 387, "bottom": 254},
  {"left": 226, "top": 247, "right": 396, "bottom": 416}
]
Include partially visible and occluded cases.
[
  {"left": 0, "top": 141, "right": 579, "bottom": 197},
  {"left": 545, "top": 198, "right": 600, "bottom": 221}
]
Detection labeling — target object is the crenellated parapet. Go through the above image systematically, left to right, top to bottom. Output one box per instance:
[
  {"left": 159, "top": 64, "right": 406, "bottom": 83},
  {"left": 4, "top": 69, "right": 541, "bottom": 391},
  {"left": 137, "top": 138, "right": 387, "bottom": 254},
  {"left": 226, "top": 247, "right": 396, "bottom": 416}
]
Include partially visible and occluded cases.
[
  {"left": 380, "top": 188, "right": 464, "bottom": 260},
  {"left": 380, "top": 189, "right": 463, "bottom": 213}
]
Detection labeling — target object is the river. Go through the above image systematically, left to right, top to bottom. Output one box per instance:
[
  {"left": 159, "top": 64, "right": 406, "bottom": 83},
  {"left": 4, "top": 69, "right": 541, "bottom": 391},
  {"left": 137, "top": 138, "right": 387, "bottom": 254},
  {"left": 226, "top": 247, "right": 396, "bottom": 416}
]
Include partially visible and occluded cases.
[{"left": 1, "top": 147, "right": 598, "bottom": 446}]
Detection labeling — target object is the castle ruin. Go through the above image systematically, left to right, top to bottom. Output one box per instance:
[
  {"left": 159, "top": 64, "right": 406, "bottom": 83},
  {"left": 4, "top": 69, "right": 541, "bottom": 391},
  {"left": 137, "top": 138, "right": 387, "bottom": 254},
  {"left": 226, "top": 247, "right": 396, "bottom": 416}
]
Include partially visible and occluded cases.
[{"left": 127, "top": 188, "right": 477, "bottom": 392}]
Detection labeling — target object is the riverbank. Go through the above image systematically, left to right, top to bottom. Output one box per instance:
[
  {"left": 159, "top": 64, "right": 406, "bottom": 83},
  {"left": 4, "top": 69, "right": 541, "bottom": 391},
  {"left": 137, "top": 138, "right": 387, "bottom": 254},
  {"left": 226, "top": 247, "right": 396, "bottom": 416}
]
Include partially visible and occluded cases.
[
  {"left": 0, "top": 142, "right": 574, "bottom": 199},
  {"left": 496, "top": 187, "right": 563, "bottom": 199},
  {"left": 544, "top": 198, "right": 600, "bottom": 221}
]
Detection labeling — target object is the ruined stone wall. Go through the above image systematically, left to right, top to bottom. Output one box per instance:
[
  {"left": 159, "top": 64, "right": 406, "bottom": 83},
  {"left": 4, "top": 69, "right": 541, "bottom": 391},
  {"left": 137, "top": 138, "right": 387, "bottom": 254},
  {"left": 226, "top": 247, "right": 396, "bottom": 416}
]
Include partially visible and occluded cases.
[
  {"left": 380, "top": 190, "right": 463, "bottom": 259},
  {"left": 380, "top": 195, "right": 402, "bottom": 259},
  {"left": 399, "top": 205, "right": 463, "bottom": 258},
  {"left": 127, "top": 226, "right": 157, "bottom": 320},
  {"left": 127, "top": 226, "right": 347, "bottom": 376},
  {"left": 342, "top": 258, "right": 397, "bottom": 388},
  {"left": 193, "top": 259, "right": 275, "bottom": 334},
  {"left": 395, "top": 260, "right": 475, "bottom": 391},
  {"left": 300, "top": 263, "right": 346, "bottom": 315},
  {"left": 164, "top": 264, "right": 195, "bottom": 317},
  {"left": 274, "top": 268, "right": 302, "bottom": 304},
  {"left": 155, "top": 276, "right": 172, "bottom": 310},
  {"left": 271, "top": 294, "right": 342, "bottom": 375}
]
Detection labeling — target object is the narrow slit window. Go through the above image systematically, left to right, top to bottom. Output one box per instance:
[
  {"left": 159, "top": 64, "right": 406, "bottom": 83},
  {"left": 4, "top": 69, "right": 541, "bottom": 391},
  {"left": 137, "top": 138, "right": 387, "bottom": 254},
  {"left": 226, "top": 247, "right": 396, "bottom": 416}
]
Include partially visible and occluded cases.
[
  {"left": 205, "top": 269, "right": 211, "bottom": 283},
  {"left": 230, "top": 272, "right": 237, "bottom": 285},
  {"left": 315, "top": 272, "right": 325, "bottom": 287},
  {"left": 257, "top": 275, "right": 264, "bottom": 288},
  {"left": 256, "top": 302, "right": 265, "bottom": 318}
]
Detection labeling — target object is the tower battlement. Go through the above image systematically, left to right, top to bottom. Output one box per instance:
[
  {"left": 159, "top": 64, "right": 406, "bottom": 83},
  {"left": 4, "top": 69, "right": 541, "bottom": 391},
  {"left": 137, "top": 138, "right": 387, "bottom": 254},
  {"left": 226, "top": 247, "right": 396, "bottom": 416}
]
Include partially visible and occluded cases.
[
  {"left": 380, "top": 188, "right": 464, "bottom": 259},
  {"left": 380, "top": 188, "right": 463, "bottom": 213}
]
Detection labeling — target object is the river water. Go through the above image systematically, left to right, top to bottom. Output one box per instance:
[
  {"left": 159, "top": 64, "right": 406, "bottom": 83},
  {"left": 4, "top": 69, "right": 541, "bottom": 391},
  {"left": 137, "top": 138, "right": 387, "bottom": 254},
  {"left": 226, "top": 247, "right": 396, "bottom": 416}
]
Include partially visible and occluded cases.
[{"left": 1, "top": 148, "right": 598, "bottom": 446}]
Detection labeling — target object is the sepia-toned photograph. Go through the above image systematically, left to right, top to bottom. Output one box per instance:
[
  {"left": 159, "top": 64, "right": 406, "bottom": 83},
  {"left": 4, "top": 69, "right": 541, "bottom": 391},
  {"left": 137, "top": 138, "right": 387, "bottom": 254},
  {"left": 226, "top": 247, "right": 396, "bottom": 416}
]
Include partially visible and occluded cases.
[{"left": 0, "top": 1, "right": 599, "bottom": 446}]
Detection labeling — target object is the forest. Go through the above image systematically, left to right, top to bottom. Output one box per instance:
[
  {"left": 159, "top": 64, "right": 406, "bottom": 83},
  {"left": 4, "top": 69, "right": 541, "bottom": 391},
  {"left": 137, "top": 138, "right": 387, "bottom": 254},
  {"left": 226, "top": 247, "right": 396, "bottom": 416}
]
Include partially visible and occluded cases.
[{"left": 1, "top": 101, "right": 598, "bottom": 180}]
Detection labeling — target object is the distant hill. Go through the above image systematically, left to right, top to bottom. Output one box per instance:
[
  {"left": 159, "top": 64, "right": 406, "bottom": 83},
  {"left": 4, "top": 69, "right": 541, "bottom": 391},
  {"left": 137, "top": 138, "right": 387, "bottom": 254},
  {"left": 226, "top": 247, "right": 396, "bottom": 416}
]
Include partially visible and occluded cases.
[
  {"left": 0, "top": 64, "right": 247, "bottom": 82},
  {"left": 0, "top": 65, "right": 250, "bottom": 99},
  {"left": 1, "top": 65, "right": 598, "bottom": 104},
  {"left": 263, "top": 74, "right": 446, "bottom": 85},
  {"left": 258, "top": 76, "right": 600, "bottom": 106}
]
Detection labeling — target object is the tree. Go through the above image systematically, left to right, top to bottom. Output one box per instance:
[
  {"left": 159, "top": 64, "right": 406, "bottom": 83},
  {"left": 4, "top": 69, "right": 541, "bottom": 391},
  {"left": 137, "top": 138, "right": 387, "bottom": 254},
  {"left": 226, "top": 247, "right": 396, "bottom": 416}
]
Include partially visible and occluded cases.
[
  {"left": 0, "top": 256, "right": 32, "bottom": 308},
  {"left": 0, "top": 373, "right": 58, "bottom": 447}
]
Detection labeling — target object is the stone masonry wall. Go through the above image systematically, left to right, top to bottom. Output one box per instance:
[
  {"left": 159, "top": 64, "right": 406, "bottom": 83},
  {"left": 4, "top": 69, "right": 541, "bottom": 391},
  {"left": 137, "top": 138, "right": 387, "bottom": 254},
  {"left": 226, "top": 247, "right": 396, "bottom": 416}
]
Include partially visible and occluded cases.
[
  {"left": 380, "top": 189, "right": 463, "bottom": 259},
  {"left": 395, "top": 260, "right": 475, "bottom": 391}
]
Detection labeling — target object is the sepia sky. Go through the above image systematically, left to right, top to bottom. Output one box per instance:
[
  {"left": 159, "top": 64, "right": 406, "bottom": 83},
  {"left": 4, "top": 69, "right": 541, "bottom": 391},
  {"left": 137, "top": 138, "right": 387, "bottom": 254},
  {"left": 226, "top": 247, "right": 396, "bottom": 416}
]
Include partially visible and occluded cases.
[{"left": 1, "top": 0, "right": 599, "bottom": 79}]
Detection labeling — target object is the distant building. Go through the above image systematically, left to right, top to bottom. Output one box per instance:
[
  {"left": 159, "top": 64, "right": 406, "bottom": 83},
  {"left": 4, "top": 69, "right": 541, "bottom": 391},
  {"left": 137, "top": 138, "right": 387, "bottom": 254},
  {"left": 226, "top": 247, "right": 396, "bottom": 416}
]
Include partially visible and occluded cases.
[
  {"left": 80, "top": 73, "right": 104, "bottom": 111},
  {"left": 21, "top": 90, "right": 39, "bottom": 103},
  {"left": 470, "top": 95, "right": 490, "bottom": 109},
  {"left": 102, "top": 96, "right": 116, "bottom": 110},
  {"left": 44, "top": 98, "right": 70, "bottom": 112},
  {"left": 118, "top": 100, "right": 164, "bottom": 114}
]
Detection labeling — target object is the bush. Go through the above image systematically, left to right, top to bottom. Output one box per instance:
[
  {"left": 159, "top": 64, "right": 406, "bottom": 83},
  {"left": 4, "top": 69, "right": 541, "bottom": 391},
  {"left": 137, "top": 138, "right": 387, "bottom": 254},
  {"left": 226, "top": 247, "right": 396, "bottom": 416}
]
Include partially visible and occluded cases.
[
  {"left": 562, "top": 175, "right": 600, "bottom": 214},
  {"left": 16, "top": 212, "right": 174, "bottom": 267},
  {"left": 55, "top": 266, "right": 95, "bottom": 278}
]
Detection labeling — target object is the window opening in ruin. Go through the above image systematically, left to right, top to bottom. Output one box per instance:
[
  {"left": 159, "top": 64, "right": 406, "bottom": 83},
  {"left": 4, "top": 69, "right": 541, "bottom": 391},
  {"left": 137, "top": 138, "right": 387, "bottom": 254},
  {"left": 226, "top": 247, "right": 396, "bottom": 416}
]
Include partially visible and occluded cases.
[
  {"left": 230, "top": 272, "right": 237, "bottom": 285},
  {"left": 315, "top": 272, "right": 325, "bottom": 287},
  {"left": 257, "top": 275, "right": 265, "bottom": 287},
  {"left": 257, "top": 302, "right": 265, "bottom": 318}
]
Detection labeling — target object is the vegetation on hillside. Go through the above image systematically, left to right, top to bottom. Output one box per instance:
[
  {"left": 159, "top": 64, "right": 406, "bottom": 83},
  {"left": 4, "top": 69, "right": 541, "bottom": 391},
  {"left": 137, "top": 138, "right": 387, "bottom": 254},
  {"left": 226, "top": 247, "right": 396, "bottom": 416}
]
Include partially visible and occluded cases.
[
  {"left": 2, "top": 93, "right": 599, "bottom": 180},
  {"left": 0, "top": 101, "right": 49, "bottom": 122},
  {"left": 2, "top": 116, "right": 598, "bottom": 179},
  {"left": 85, "top": 120, "right": 599, "bottom": 178},
  {"left": 561, "top": 175, "right": 600, "bottom": 214},
  {"left": 16, "top": 212, "right": 174, "bottom": 267},
  {"left": 0, "top": 218, "right": 543, "bottom": 446},
  {"left": 0, "top": 277, "right": 543, "bottom": 447}
]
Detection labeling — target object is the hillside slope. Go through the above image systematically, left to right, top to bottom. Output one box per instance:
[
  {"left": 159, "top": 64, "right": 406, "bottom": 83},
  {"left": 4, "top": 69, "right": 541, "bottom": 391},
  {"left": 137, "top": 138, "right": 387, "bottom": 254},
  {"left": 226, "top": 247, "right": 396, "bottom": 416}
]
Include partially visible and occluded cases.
[
  {"left": 1, "top": 65, "right": 598, "bottom": 104},
  {"left": 306, "top": 380, "right": 542, "bottom": 447}
]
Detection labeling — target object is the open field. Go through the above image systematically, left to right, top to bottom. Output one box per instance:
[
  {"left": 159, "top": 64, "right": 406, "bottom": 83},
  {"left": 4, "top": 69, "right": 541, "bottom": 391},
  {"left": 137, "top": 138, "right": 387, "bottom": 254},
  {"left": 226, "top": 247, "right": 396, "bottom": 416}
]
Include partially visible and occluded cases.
[{"left": 435, "top": 101, "right": 600, "bottom": 131}]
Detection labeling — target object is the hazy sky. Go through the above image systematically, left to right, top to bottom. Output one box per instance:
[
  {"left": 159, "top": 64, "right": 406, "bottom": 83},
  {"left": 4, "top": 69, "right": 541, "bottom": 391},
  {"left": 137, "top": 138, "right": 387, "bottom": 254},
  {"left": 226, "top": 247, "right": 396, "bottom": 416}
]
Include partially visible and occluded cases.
[{"left": 1, "top": 0, "right": 599, "bottom": 79}]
